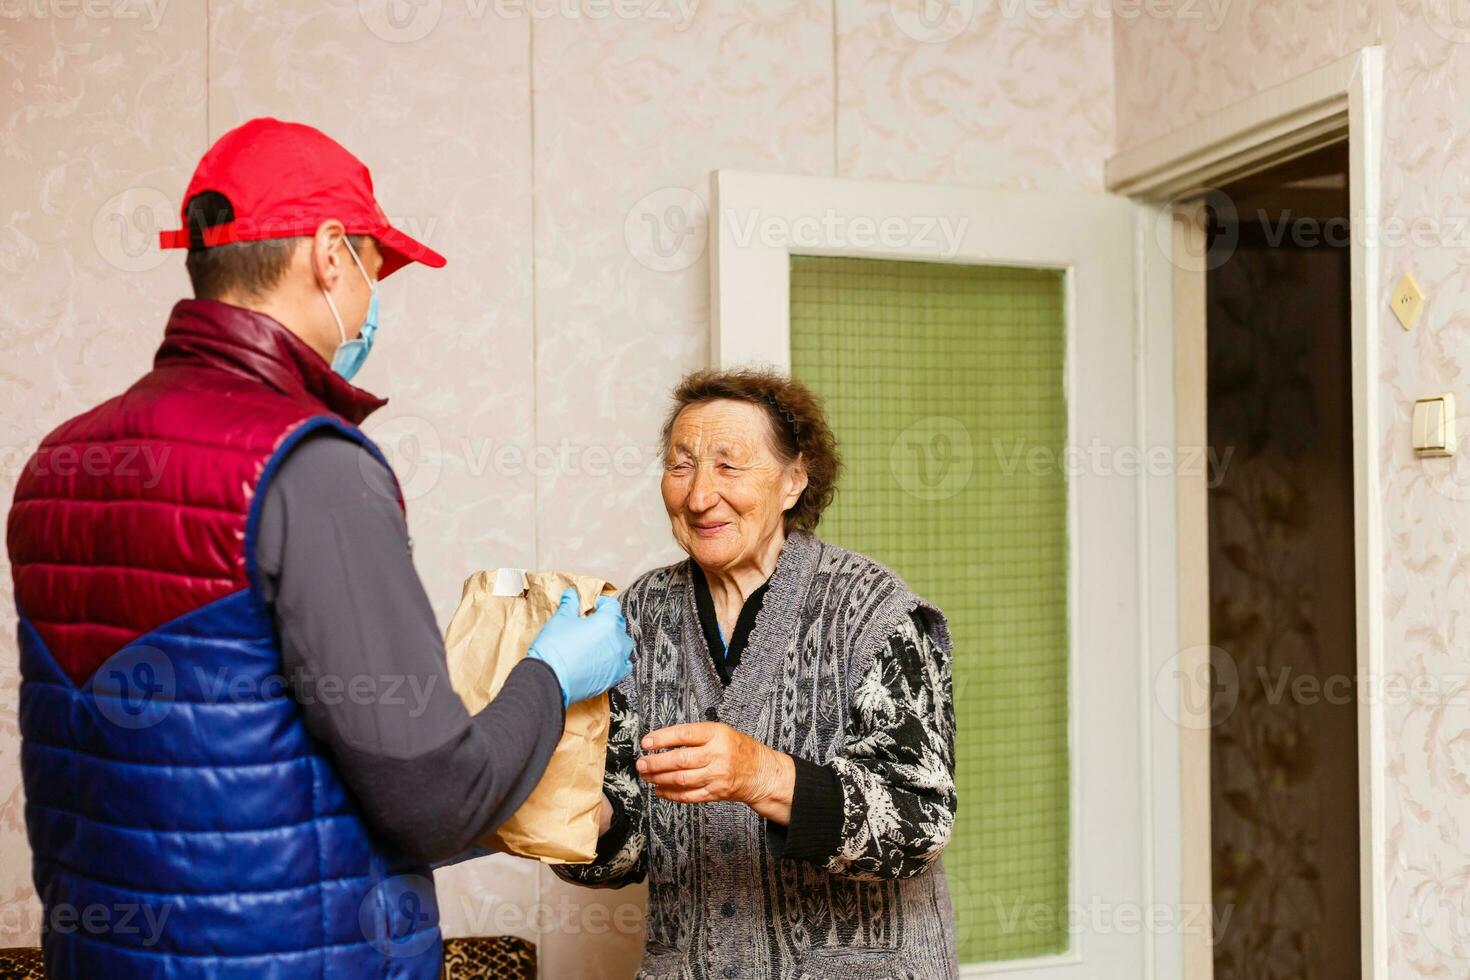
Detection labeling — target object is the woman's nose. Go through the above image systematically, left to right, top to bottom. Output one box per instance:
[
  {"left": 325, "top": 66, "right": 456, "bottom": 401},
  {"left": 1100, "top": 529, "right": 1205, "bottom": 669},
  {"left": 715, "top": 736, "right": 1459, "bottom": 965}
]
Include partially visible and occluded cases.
[{"left": 687, "top": 467, "right": 719, "bottom": 511}]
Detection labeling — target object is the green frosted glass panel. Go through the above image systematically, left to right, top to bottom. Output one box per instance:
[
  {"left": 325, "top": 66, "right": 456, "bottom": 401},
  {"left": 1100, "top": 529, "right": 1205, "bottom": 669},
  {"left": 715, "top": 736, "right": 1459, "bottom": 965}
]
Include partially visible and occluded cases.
[{"left": 790, "top": 255, "right": 1070, "bottom": 964}]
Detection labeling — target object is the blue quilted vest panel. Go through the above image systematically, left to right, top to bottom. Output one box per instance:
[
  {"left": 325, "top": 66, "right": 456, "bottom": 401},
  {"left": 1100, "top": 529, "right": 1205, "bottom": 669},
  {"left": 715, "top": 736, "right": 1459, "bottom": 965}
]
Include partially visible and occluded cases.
[{"left": 16, "top": 421, "right": 442, "bottom": 979}]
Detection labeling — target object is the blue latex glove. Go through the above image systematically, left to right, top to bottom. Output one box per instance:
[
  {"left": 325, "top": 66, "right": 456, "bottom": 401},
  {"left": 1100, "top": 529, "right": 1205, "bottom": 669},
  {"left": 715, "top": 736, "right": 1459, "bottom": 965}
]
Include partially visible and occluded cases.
[{"left": 526, "top": 588, "right": 634, "bottom": 708}]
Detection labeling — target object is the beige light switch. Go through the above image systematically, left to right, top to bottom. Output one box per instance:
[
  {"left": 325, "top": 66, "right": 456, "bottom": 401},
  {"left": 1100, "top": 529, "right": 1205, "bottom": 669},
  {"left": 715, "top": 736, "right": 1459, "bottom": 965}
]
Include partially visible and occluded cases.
[
  {"left": 1392, "top": 273, "right": 1425, "bottom": 331},
  {"left": 1413, "top": 394, "right": 1455, "bottom": 457}
]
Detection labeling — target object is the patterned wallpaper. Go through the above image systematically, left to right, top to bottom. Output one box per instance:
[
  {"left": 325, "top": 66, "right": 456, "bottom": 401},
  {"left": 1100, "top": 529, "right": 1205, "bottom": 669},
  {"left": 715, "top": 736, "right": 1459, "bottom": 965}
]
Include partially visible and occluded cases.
[
  {"left": 12, "top": 0, "right": 1464, "bottom": 974},
  {"left": 839, "top": 0, "right": 1112, "bottom": 189},
  {"left": 1112, "top": 0, "right": 1382, "bottom": 148},
  {"left": 0, "top": 1, "right": 1114, "bottom": 975},
  {"left": 1112, "top": 1, "right": 1470, "bottom": 975},
  {"left": 0, "top": 5, "right": 208, "bottom": 948},
  {"left": 1375, "top": 5, "right": 1470, "bottom": 976}
]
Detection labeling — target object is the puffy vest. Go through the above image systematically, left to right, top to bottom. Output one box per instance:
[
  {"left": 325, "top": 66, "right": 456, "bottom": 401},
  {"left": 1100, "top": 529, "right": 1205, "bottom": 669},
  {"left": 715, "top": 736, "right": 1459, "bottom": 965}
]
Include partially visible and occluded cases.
[{"left": 7, "top": 299, "right": 441, "bottom": 979}]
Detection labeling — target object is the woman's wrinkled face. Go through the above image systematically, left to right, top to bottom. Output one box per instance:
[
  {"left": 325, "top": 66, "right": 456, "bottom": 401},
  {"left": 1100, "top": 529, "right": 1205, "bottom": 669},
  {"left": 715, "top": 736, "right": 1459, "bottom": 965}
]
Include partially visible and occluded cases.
[{"left": 661, "top": 399, "right": 806, "bottom": 573}]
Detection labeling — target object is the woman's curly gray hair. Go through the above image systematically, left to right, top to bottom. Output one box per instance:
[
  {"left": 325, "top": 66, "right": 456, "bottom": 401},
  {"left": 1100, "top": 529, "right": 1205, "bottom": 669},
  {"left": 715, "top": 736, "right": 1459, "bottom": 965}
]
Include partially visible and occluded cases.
[{"left": 660, "top": 368, "right": 842, "bottom": 534}]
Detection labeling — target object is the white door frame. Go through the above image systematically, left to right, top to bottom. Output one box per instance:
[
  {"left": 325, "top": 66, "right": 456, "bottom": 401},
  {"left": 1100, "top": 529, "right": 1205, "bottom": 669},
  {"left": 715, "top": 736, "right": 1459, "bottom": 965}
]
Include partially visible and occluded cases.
[
  {"left": 1106, "top": 46, "right": 1388, "bottom": 980},
  {"left": 709, "top": 171, "right": 1149, "bottom": 978}
]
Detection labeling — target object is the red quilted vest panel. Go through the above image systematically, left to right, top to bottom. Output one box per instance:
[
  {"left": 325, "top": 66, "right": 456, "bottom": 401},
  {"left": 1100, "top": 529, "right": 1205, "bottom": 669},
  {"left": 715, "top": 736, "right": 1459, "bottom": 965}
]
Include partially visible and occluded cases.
[{"left": 7, "top": 299, "right": 389, "bottom": 686}]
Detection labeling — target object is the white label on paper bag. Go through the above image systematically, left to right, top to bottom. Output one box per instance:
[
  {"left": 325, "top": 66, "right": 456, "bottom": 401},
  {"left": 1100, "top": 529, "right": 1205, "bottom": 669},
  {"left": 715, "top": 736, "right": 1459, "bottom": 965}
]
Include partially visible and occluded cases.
[{"left": 492, "top": 568, "right": 529, "bottom": 597}]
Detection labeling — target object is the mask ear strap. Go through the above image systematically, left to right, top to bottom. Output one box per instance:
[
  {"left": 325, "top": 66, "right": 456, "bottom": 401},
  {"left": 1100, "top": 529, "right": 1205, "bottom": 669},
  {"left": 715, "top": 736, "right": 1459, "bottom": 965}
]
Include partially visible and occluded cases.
[
  {"left": 320, "top": 234, "right": 362, "bottom": 347},
  {"left": 343, "top": 236, "right": 376, "bottom": 290},
  {"left": 321, "top": 284, "right": 347, "bottom": 345}
]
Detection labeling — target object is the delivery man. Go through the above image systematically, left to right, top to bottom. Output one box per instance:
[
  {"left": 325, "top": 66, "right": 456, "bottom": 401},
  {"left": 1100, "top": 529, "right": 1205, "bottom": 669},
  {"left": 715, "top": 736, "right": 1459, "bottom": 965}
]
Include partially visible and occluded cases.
[{"left": 5, "top": 117, "right": 633, "bottom": 979}]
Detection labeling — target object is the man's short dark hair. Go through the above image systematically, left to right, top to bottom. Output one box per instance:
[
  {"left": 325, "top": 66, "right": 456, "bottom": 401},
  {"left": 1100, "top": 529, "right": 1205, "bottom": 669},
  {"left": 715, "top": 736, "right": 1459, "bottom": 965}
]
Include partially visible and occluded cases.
[{"left": 182, "top": 191, "right": 365, "bottom": 301}]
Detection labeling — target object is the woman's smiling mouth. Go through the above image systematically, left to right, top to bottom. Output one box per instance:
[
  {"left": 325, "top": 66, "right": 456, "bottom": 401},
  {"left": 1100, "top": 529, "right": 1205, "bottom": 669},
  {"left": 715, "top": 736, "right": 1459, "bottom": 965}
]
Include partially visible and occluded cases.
[{"left": 691, "top": 521, "right": 731, "bottom": 536}]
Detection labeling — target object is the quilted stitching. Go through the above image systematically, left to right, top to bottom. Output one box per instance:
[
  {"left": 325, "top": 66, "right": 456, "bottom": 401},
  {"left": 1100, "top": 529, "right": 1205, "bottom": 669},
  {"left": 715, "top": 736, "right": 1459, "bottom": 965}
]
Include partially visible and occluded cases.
[{"left": 10, "top": 300, "right": 437, "bottom": 979}]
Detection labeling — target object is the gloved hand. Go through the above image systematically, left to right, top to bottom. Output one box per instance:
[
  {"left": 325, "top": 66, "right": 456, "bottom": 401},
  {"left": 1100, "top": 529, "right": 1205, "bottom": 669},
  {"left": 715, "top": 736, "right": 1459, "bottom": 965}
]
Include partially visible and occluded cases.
[{"left": 526, "top": 588, "right": 634, "bottom": 708}]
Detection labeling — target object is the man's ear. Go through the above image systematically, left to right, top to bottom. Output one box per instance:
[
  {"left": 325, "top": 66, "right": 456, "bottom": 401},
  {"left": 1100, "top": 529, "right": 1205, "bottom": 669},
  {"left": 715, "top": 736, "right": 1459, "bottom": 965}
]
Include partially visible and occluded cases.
[{"left": 308, "top": 219, "right": 348, "bottom": 290}]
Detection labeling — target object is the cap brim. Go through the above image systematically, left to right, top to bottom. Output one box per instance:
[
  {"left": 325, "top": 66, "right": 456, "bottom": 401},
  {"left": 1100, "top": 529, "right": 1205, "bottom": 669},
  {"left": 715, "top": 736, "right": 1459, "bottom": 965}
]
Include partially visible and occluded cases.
[{"left": 374, "top": 223, "right": 446, "bottom": 279}]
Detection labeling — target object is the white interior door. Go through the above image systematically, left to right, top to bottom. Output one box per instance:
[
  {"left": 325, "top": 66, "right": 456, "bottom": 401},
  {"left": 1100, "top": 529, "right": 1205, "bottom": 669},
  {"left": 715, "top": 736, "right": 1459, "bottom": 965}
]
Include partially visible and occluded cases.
[{"left": 709, "top": 169, "right": 1174, "bottom": 979}]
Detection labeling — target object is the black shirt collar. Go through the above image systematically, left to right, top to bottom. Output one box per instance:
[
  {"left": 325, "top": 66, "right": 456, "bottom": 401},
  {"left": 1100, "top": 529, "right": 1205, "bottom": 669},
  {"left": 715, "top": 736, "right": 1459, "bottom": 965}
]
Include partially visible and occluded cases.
[{"left": 689, "top": 561, "right": 772, "bottom": 685}]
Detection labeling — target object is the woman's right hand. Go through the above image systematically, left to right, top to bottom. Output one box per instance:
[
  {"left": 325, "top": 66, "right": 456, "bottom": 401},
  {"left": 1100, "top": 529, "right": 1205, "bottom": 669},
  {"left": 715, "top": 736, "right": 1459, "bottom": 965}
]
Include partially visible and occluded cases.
[{"left": 598, "top": 794, "right": 613, "bottom": 836}]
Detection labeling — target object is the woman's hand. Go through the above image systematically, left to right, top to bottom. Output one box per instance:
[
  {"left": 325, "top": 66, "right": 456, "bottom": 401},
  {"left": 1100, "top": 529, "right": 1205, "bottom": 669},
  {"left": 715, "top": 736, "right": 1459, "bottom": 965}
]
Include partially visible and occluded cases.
[{"left": 636, "top": 722, "right": 797, "bottom": 825}]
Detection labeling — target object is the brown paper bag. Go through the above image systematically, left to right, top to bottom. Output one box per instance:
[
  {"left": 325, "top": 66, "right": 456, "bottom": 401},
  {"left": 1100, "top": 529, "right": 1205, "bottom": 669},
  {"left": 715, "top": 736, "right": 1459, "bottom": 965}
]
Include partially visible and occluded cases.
[{"left": 444, "top": 568, "right": 616, "bottom": 864}]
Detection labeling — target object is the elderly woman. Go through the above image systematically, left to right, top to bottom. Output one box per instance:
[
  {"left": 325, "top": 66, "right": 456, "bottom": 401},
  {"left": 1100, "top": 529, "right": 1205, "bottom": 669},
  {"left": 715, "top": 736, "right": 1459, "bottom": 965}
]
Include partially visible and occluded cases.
[{"left": 555, "top": 369, "right": 957, "bottom": 979}]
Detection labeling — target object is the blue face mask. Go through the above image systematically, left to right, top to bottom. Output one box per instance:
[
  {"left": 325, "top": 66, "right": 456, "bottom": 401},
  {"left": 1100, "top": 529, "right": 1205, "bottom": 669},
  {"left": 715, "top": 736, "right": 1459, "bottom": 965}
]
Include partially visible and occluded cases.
[{"left": 321, "top": 238, "right": 379, "bottom": 382}]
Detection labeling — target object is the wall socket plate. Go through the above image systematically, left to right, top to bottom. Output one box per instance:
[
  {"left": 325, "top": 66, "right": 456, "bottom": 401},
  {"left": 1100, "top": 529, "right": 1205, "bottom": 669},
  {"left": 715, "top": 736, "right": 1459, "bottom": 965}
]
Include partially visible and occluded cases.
[{"left": 1391, "top": 272, "right": 1425, "bottom": 331}]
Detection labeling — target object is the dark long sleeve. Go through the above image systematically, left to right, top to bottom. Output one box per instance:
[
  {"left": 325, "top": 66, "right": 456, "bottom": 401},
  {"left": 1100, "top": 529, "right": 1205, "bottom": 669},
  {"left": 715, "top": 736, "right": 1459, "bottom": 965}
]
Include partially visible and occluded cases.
[
  {"left": 255, "top": 431, "right": 565, "bottom": 864},
  {"left": 770, "top": 610, "right": 957, "bottom": 879},
  {"left": 552, "top": 681, "right": 648, "bottom": 888},
  {"left": 769, "top": 756, "right": 845, "bottom": 862}
]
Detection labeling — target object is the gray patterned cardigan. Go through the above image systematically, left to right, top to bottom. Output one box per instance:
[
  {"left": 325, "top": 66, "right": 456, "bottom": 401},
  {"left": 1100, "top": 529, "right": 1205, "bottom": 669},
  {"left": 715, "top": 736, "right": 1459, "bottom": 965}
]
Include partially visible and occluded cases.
[{"left": 555, "top": 532, "right": 959, "bottom": 980}]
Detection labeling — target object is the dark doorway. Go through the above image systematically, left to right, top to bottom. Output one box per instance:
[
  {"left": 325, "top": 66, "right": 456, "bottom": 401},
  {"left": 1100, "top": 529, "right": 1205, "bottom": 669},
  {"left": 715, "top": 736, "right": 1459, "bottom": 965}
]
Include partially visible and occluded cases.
[{"left": 1205, "top": 143, "right": 1362, "bottom": 980}]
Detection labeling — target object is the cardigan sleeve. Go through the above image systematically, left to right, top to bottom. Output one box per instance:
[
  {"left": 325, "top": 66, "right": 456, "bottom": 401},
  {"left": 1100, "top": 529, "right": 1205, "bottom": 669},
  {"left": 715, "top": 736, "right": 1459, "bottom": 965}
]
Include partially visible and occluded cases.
[
  {"left": 771, "top": 610, "right": 956, "bottom": 881},
  {"left": 551, "top": 681, "right": 648, "bottom": 888}
]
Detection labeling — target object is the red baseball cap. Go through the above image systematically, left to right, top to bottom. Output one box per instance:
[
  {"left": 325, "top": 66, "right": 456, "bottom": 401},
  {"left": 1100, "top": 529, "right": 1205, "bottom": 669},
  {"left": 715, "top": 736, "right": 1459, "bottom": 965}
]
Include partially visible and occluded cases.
[{"left": 159, "top": 117, "right": 446, "bottom": 278}]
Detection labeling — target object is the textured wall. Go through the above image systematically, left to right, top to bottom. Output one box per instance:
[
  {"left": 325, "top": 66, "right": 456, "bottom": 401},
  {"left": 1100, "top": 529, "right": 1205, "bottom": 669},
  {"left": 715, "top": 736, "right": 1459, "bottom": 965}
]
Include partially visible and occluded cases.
[
  {"left": 14, "top": 0, "right": 1468, "bottom": 975},
  {"left": 1112, "top": 0, "right": 1381, "bottom": 149},
  {"left": 0, "top": 1, "right": 1115, "bottom": 974},
  {"left": 1113, "top": 2, "right": 1470, "bottom": 974},
  {"left": 0, "top": 3, "right": 208, "bottom": 944},
  {"left": 1375, "top": 4, "right": 1470, "bottom": 975}
]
